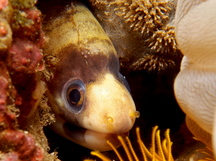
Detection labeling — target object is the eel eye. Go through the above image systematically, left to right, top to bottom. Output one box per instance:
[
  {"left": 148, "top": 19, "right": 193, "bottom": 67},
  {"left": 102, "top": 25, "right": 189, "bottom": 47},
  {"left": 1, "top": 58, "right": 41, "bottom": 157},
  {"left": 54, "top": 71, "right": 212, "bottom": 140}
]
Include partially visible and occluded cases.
[
  {"left": 63, "top": 79, "right": 85, "bottom": 113},
  {"left": 68, "top": 89, "right": 81, "bottom": 105}
]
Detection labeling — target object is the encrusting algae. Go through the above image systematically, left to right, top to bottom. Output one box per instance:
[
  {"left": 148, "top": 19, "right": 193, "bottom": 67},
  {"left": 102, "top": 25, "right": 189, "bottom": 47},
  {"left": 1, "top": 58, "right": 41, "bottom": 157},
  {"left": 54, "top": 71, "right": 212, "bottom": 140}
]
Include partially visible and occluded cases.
[
  {"left": 0, "top": 0, "right": 59, "bottom": 160},
  {"left": 85, "top": 126, "right": 174, "bottom": 161}
]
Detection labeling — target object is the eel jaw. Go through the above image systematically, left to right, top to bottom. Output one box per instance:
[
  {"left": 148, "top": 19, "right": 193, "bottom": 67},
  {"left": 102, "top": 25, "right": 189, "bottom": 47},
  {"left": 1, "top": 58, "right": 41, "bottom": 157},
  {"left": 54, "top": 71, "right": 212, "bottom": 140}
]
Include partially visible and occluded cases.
[{"left": 50, "top": 116, "right": 128, "bottom": 151}]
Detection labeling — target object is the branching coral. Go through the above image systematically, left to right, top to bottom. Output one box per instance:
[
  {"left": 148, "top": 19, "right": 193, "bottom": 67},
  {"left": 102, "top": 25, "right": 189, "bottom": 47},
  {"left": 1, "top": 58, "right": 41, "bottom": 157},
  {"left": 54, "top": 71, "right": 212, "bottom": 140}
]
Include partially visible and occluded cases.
[{"left": 85, "top": 126, "right": 174, "bottom": 161}]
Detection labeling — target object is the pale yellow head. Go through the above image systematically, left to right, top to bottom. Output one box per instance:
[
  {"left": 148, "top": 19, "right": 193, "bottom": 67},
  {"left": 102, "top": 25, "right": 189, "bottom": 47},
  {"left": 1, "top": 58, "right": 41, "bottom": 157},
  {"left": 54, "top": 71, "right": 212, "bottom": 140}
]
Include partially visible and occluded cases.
[{"left": 43, "top": 1, "right": 138, "bottom": 151}]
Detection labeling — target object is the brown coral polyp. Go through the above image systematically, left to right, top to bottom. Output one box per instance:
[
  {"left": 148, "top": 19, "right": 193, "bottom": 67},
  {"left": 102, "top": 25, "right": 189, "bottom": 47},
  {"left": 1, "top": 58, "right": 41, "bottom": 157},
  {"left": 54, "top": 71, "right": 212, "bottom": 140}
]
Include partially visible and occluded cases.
[
  {"left": 115, "top": 0, "right": 172, "bottom": 34},
  {"left": 146, "top": 25, "right": 177, "bottom": 53},
  {"left": 129, "top": 54, "right": 176, "bottom": 72}
]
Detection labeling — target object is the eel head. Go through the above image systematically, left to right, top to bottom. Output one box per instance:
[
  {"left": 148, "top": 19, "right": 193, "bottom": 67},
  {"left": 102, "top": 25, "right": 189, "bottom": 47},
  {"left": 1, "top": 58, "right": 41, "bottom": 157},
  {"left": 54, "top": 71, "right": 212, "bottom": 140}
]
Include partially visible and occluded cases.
[{"left": 43, "top": 1, "right": 139, "bottom": 151}]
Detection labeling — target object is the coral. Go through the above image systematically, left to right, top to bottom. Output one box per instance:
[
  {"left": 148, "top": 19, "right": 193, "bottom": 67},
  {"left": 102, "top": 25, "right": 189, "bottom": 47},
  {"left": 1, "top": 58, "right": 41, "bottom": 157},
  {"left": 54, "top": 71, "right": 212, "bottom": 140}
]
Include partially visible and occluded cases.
[
  {"left": 0, "top": 0, "right": 58, "bottom": 160},
  {"left": 0, "top": 0, "right": 12, "bottom": 53},
  {"left": 0, "top": 0, "right": 8, "bottom": 10},
  {"left": 6, "top": 0, "right": 45, "bottom": 124},
  {"left": 11, "top": 0, "right": 37, "bottom": 9},
  {"left": 90, "top": 0, "right": 182, "bottom": 72},
  {"left": 90, "top": 0, "right": 110, "bottom": 12},
  {"left": 113, "top": 0, "right": 172, "bottom": 34},
  {"left": 174, "top": 0, "right": 216, "bottom": 153},
  {"left": 11, "top": 8, "right": 44, "bottom": 42},
  {"left": 0, "top": 18, "right": 12, "bottom": 53},
  {"left": 127, "top": 24, "right": 178, "bottom": 71},
  {"left": 146, "top": 25, "right": 177, "bottom": 54},
  {"left": 7, "top": 38, "right": 43, "bottom": 73},
  {"left": 129, "top": 54, "right": 176, "bottom": 71},
  {"left": 0, "top": 61, "right": 44, "bottom": 161},
  {"left": 0, "top": 62, "right": 16, "bottom": 131},
  {"left": 85, "top": 126, "right": 174, "bottom": 161},
  {"left": 0, "top": 130, "right": 44, "bottom": 161},
  {"left": 196, "top": 147, "right": 215, "bottom": 161}
]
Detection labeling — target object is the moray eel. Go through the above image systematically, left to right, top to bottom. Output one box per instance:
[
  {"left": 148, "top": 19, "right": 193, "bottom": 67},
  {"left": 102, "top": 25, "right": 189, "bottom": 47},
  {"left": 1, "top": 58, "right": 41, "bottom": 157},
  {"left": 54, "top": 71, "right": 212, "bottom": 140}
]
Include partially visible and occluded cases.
[{"left": 42, "top": 1, "right": 139, "bottom": 151}]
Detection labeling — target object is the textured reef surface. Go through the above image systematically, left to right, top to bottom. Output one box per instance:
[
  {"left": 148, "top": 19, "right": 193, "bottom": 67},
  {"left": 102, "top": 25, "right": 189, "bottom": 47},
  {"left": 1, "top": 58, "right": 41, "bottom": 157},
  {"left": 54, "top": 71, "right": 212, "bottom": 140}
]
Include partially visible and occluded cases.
[
  {"left": 0, "top": 0, "right": 214, "bottom": 161},
  {"left": 0, "top": 0, "right": 58, "bottom": 160},
  {"left": 89, "top": 0, "right": 182, "bottom": 72}
]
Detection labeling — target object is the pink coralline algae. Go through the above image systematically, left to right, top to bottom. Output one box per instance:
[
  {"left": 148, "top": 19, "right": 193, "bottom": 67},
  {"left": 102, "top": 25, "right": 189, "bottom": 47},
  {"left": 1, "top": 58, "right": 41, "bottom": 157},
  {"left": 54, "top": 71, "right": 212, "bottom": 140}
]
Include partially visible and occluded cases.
[
  {"left": 0, "top": 0, "right": 48, "bottom": 161},
  {"left": 0, "top": 0, "right": 8, "bottom": 10},
  {"left": 5, "top": 0, "right": 45, "bottom": 121},
  {"left": 8, "top": 4, "right": 44, "bottom": 74},
  {"left": 11, "top": 8, "right": 44, "bottom": 45},
  {"left": 7, "top": 38, "right": 43, "bottom": 73},
  {"left": 0, "top": 61, "right": 44, "bottom": 161},
  {"left": 0, "top": 62, "right": 9, "bottom": 109},
  {"left": 0, "top": 130, "right": 44, "bottom": 161}
]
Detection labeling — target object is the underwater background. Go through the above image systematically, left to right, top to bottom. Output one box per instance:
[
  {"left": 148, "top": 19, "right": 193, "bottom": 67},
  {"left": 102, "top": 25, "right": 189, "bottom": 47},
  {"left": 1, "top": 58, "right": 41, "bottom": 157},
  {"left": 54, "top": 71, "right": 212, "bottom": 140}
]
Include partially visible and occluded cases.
[{"left": 0, "top": 0, "right": 214, "bottom": 160}]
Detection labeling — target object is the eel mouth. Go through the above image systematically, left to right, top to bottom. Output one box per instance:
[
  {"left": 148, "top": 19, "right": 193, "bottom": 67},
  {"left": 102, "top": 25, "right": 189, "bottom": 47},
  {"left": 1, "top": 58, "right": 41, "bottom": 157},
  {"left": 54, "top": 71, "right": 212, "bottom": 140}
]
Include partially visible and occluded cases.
[{"left": 63, "top": 122, "right": 129, "bottom": 151}]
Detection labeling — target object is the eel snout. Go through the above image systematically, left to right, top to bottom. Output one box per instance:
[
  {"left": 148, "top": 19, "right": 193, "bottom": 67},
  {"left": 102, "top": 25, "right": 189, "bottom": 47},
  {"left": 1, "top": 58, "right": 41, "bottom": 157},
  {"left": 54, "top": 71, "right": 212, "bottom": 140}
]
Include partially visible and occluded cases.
[{"left": 82, "top": 73, "right": 138, "bottom": 134}]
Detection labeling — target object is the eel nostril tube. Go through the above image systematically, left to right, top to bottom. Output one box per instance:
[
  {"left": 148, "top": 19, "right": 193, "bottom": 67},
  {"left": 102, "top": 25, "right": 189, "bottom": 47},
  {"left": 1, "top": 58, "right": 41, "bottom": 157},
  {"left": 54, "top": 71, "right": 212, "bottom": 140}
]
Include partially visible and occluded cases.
[{"left": 130, "top": 111, "right": 140, "bottom": 119}]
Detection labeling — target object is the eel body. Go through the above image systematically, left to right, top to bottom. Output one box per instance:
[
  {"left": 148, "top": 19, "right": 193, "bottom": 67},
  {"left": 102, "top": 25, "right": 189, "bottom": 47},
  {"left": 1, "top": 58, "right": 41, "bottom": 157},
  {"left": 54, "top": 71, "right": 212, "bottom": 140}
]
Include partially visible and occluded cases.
[{"left": 43, "top": 1, "right": 139, "bottom": 151}]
